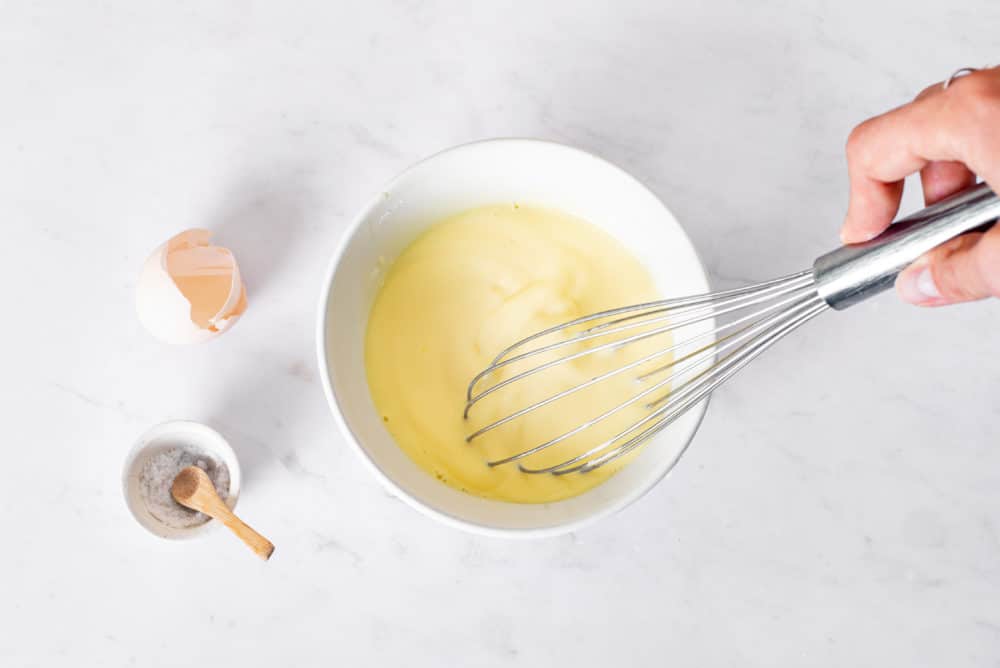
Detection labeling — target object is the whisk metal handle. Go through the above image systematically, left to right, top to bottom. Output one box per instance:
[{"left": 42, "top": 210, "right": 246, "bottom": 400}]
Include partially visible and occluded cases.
[{"left": 813, "top": 182, "right": 1000, "bottom": 309}]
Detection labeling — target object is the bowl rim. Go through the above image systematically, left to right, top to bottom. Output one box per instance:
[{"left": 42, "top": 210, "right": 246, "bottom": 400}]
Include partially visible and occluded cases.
[{"left": 315, "top": 137, "right": 711, "bottom": 538}]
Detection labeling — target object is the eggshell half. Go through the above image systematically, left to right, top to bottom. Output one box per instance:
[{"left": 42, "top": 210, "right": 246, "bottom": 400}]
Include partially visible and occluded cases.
[{"left": 136, "top": 229, "right": 248, "bottom": 344}]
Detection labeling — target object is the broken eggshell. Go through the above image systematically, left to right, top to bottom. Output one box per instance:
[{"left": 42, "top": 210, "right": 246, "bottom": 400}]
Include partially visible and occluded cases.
[{"left": 136, "top": 229, "right": 247, "bottom": 344}]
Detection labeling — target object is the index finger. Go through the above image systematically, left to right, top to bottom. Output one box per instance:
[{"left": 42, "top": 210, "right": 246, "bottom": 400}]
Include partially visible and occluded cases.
[{"left": 841, "top": 67, "right": 1000, "bottom": 243}]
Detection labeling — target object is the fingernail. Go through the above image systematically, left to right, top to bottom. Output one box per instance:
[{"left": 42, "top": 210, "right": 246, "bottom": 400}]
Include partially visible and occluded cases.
[
  {"left": 898, "top": 266, "right": 940, "bottom": 304},
  {"left": 916, "top": 268, "right": 940, "bottom": 298}
]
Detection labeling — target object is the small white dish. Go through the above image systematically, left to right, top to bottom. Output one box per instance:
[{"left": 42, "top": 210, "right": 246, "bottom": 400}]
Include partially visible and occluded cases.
[
  {"left": 317, "top": 138, "right": 712, "bottom": 538},
  {"left": 122, "top": 420, "right": 242, "bottom": 539}
]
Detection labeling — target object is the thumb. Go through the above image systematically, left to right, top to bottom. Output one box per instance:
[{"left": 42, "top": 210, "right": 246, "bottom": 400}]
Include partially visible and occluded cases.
[{"left": 895, "top": 227, "right": 1000, "bottom": 306}]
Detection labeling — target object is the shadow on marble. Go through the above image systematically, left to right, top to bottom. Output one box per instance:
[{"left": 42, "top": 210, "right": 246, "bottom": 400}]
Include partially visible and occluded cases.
[
  {"left": 203, "top": 163, "right": 330, "bottom": 488},
  {"left": 211, "top": 165, "right": 319, "bottom": 299},
  {"left": 206, "top": 354, "right": 334, "bottom": 490}
]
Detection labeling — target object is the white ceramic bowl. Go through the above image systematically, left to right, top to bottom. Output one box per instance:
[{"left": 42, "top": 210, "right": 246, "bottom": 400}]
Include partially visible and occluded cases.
[
  {"left": 317, "top": 139, "right": 712, "bottom": 537},
  {"left": 122, "top": 420, "right": 242, "bottom": 539}
]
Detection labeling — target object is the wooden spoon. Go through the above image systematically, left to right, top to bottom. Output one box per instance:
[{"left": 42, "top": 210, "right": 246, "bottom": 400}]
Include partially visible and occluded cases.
[{"left": 171, "top": 466, "right": 274, "bottom": 560}]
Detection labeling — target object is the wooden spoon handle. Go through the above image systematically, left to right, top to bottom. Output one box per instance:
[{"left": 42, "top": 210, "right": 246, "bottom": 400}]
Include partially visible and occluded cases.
[
  {"left": 170, "top": 466, "right": 274, "bottom": 560},
  {"left": 217, "top": 510, "right": 275, "bottom": 560}
]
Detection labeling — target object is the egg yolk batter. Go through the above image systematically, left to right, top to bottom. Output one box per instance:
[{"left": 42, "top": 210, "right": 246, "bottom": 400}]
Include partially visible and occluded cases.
[{"left": 365, "top": 204, "right": 664, "bottom": 503}]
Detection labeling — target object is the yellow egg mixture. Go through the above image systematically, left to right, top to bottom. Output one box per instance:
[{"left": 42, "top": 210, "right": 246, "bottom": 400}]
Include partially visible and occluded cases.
[{"left": 365, "top": 204, "right": 665, "bottom": 503}]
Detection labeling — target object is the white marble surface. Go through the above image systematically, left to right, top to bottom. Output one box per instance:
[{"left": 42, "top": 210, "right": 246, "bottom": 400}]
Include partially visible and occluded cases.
[{"left": 3, "top": 1, "right": 1000, "bottom": 665}]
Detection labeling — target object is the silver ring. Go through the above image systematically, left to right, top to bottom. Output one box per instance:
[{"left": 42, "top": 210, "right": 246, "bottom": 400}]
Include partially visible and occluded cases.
[{"left": 943, "top": 67, "right": 979, "bottom": 90}]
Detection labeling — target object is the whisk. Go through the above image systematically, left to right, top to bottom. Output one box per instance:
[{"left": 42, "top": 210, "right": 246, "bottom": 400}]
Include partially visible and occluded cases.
[{"left": 465, "top": 182, "right": 1000, "bottom": 475}]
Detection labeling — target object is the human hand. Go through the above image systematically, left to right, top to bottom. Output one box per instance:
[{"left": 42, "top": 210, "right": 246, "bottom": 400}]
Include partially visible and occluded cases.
[{"left": 842, "top": 66, "right": 1000, "bottom": 306}]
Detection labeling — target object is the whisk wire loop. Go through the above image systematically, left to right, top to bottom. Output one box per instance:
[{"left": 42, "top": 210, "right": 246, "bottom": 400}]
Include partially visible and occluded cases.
[{"left": 464, "top": 271, "right": 828, "bottom": 475}]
